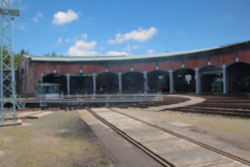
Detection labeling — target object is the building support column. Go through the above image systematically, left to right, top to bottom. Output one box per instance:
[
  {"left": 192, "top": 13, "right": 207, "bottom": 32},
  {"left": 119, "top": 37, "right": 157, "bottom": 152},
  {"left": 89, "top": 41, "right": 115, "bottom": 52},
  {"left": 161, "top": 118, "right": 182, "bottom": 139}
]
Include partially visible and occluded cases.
[
  {"left": 222, "top": 64, "right": 227, "bottom": 94},
  {"left": 195, "top": 67, "right": 200, "bottom": 94},
  {"left": 169, "top": 69, "right": 173, "bottom": 94},
  {"left": 143, "top": 71, "right": 148, "bottom": 94},
  {"left": 118, "top": 72, "right": 122, "bottom": 94},
  {"left": 40, "top": 73, "right": 44, "bottom": 83},
  {"left": 66, "top": 73, "right": 70, "bottom": 95},
  {"left": 92, "top": 73, "right": 96, "bottom": 95}
]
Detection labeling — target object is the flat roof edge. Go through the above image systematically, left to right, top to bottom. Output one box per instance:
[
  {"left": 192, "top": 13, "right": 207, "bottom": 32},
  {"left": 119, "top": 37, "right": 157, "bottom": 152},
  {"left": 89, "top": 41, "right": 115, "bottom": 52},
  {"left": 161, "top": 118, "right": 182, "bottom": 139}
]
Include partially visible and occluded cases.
[{"left": 26, "top": 40, "right": 250, "bottom": 62}]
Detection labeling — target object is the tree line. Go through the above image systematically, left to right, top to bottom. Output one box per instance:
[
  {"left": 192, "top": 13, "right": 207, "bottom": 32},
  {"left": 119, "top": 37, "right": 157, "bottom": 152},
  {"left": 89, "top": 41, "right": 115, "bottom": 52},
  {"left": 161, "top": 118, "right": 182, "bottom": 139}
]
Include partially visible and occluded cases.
[
  {"left": 0, "top": 46, "right": 22, "bottom": 68},
  {"left": 1, "top": 46, "right": 63, "bottom": 69}
]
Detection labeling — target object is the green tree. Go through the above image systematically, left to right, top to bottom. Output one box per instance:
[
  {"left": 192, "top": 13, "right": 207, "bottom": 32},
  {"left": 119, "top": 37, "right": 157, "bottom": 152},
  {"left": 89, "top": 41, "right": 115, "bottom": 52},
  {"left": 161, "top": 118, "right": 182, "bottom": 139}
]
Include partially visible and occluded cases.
[
  {"left": 0, "top": 46, "right": 23, "bottom": 68},
  {"left": 43, "top": 51, "right": 58, "bottom": 57},
  {"left": 51, "top": 51, "right": 56, "bottom": 57},
  {"left": 14, "top": 53, "right": 22, "bottom": 67},
  {"left": 44, "top": 53, "right": 50, "bottom": 57}
]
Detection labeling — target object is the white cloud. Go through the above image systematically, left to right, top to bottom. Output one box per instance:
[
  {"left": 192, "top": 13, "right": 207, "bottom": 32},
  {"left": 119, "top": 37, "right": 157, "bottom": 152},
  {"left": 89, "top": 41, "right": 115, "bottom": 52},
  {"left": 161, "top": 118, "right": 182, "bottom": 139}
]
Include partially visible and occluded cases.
[
  {"left": 53, "top": 9, "right": 78, "bottom": 25},
  {"left": 33, "top": 11, "right": 43, "bottom": 23},
  {"left": 15, "top": 22, "right": 25, "bottom": 30},
  {"left": 19, "top": 25, "right": 25, "bottom": 30},
  {"left": 108, "top": 27, "right": 157, "bottom": 44},
  {"left": 65, "top": 33, "right": 88, "bottom": 43},
  {"left": 81, "top": 34, "right": 88, "bottom": 39},
  {"left": 56, "top": 37, "right": 63, "bottom": 47},
  {"left": 65, "top": 38, "right": 72, "bottom": 43},
  {"left": 67, "top": 40, "right": 98, "bottom": 56},
  {"left": 124, "top": 44, "right": 140, "bottom": 52},
  {"left": 125, "top": 45, "right": 131, "bottom": 52},
  {"left": 132, "top": 45, "right": 140, "bottom": 50},
  {"left": 147, "top": 49, "right": 154, "bottom": 54},
  {"left": 106, "top": 51, "right": 128, "bottom": 56}
]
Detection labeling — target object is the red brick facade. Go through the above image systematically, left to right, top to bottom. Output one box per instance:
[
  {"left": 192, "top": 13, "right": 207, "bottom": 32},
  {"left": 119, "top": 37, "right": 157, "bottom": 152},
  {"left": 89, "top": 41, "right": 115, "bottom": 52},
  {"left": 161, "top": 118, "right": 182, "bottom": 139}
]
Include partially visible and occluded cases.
[{"left": 18, "top": 41, "right": 250, "bottom": 94}]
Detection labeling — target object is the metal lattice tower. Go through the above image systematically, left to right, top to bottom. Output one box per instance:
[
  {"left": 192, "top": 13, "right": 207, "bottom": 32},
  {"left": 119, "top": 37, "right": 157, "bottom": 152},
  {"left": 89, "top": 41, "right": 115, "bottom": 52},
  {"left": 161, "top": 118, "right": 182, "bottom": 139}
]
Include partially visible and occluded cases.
[{"left": 0, "top": 0, "right": 20, "bottom": 123}]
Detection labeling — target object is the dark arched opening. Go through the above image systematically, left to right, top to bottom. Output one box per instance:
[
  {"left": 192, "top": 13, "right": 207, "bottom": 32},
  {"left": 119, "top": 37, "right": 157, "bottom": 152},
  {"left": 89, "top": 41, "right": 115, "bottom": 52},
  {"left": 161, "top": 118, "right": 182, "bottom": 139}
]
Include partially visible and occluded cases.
[
  {"left": 227, "top": 62, "right": 250, "bottom": 93},
  {"left": 200, "top": 65, "right": 223, "bottom": 93},
  {"left": 173, "top": 68, "right": 195, "bottom": 92},
  {"left": 147, "top": 70, "right": 169, "bottom": 93},
  {"left": 96, "top": 72, "right": 118, "bottom": 93},
  {"left": 122, "top": 72, "right": 144, "bottom": 93},
  {"left": 43, "top": 73, "right": 67, "bottom": 94},
  {"left": 70, "top": 73, "right": 93, "bottom": 94}
]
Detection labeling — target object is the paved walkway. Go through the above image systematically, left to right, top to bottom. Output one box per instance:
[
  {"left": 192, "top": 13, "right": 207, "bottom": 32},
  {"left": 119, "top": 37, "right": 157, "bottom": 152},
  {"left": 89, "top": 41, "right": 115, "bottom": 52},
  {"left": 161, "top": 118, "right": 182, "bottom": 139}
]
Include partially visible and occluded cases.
[
  {"left": 145, "top": 95, "right": 206, "bottom": 111},
  {"left": 91, "top": 108, "right": 248, "bottom": 167}
]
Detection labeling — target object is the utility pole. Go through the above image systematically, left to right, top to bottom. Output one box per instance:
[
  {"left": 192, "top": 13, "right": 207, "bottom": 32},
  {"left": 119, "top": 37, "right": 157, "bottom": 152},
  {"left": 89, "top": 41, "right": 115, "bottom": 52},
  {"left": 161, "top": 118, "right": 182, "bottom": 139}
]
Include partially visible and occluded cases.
[{"left": 0, "top": 0, "right": 20, "bottom": 123}]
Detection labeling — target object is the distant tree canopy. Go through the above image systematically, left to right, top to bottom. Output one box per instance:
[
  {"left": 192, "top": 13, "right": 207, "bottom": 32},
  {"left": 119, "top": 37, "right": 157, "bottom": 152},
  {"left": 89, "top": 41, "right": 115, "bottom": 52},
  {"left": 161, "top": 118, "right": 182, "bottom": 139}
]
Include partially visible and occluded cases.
[
  {"left": 0, "top": 46, "right": 23, "bottom": 68},
  {"left": 1, "top": 47, "right": 64, "bottom": 69},
  {"left": 43, "top": 51, "right": 64, "bottom": 57},
  {"left": 44, "top": 51, "right": 57, "bottom": 57},
  {"left": 14, "top": 53, "right": 22, "bottom": 67}
]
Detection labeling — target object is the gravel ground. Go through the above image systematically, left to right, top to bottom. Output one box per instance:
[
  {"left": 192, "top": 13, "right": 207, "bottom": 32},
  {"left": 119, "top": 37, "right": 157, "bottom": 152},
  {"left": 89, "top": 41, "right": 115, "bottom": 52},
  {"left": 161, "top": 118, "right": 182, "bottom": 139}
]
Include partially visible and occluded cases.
[{"left": 0, "top": 111, "right": 114, "bottom": 167}]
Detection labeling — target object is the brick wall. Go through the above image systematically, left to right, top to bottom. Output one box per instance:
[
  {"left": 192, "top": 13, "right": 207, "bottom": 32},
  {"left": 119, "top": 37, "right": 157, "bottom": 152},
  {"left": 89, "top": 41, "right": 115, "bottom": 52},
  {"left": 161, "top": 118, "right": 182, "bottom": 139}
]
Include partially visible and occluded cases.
[{"left": 19, "top": 45, "right": 250, "bottom": 94}]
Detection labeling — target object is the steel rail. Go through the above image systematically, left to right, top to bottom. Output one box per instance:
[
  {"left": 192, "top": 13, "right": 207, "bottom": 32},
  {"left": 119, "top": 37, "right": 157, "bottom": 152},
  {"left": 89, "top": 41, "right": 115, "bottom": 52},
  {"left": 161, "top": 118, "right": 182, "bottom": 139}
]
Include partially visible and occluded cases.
[
  {"left": 109, "top": 108, "right": 250, "bottom": 166},
  {"left": 166, "top": 108, "right": 250, "bottom": 119},
  {"left": 87, "top": 109, "right": 175, "bottom": 167}
]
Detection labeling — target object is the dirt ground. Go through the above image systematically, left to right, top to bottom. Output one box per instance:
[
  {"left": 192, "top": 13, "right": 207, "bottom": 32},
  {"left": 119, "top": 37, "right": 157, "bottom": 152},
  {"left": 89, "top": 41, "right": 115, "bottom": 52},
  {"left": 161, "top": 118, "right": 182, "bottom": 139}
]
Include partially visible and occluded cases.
[
  {"left": 1, "top": 95, "right": 249, "bottom": 166},
  {"left": 132, "top": 96, "right": 189, "bottom": 108},
  {"left": 116, "top": 107, "right": 250, "bottom": 153},
  {"left": 0, "top": 111, "right": 114, "bottom": 167}
]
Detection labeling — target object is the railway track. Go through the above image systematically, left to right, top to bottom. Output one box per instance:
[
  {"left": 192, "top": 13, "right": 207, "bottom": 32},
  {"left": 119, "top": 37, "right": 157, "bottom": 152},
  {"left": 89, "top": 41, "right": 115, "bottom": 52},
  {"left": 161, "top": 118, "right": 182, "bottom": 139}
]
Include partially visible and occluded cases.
[
  {"left": 165, "top": 96, "right": 250, "bottom": 118},
  {"left": 167, "top": 107, "right": 250, "bottom": 118},
  {"left": 87, "top": 108, "right": 250, "bottom": 167},
  {"left": 87, "top": 108, "right": 175, "bottom": 167}
]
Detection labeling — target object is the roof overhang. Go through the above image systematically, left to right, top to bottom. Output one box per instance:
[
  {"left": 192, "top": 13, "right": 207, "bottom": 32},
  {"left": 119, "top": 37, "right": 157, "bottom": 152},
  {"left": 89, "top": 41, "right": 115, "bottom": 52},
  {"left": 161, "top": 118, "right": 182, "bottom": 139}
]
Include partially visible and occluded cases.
[{"left": 26, "top": 40, "right": 250, "bottom": 63}]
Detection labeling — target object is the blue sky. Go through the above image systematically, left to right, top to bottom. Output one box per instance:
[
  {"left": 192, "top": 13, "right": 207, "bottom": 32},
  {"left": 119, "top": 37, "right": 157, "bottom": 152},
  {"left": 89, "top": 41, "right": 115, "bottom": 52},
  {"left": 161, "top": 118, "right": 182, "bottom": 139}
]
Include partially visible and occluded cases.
[{"left": 13, "top": 0, "right": 250, "bottom": 56}]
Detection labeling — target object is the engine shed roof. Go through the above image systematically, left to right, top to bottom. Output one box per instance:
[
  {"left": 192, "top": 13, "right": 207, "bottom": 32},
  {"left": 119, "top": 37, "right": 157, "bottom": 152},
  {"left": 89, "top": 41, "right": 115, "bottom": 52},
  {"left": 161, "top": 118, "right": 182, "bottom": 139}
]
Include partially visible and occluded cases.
[{"left": 25, "top": 40, "right": 250, "bottom": 62}]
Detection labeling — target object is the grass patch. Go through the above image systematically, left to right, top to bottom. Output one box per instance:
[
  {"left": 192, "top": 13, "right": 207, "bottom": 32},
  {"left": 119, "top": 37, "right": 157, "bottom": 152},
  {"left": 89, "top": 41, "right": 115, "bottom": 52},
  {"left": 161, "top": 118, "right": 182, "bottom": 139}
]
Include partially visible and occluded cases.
[
  {"left": 0, "top": 140, "right": 4, "bottom": 148},
  {"left": 0, "top": 140, "right": 4, "bottom": 145},
  {"left": 96, "top": 159, "right": 113, "bottom": 167}
]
